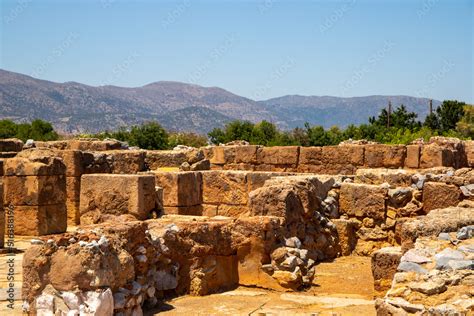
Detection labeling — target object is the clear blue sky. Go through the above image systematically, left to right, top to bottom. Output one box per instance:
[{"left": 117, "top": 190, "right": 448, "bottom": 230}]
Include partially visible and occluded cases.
[{"left": 1, "top": 0, "right": 473, "bottom": 102}]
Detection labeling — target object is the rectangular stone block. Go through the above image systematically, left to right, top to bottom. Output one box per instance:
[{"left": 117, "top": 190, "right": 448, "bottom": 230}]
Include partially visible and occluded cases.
[
  {"left": 0, "top": 138, "right": 23, "bottom": 152},
  {"left": 67, "top": 139, "right": 121, "bottom": 151},
  {"left": 464, "top": 140, "right": 474, "bottom": 167},
  {"left": 420, "top": 144, "right": 453, "bottom": 168},
  {"left": 323, "top": 145, "right": 365, "bottom": 166},
  {"left": 364, "top": 145, "right": 406, "bottom": 168},
  {"left": 405, "top": 145, "right": 420, "bottom": 168},
  {"left": 209, "top": 146, "right": 235, "bottom": 165},
  {"left": 234, "top": 146, "right": 259, "bottom": 164},
  {"left": 257, "top": 146, "right": 299, "bottom": 165},
  {"left": 299, "top": 147, "right": 323, "bottom": 165},
  {"left": 56, "top": 150, "right": 84, "bottom": 177},
  {"left": 106, "top": 150, "right": 146, "bottom": 174},
  {"left": 145, "top": 150, "right": 188, "bottom": 169},
  {"left": 3, "top": 157, "right": 66, "bottom": 176},
  {"left": 153, "top": 171, "right": 202, "bottom": 207},
  {"left": 202, "top": 171, "right": 248, "bottom": 205},
  {"left": 246, "top": 171, "right": 288, "bottom": 192},
  {"left": 80, "top": 174, "right": 157, "bottom": 224},
  {"left": 3, "top": 175, "right": 66, "bottom": 206},
  {"left": 422, "top": 182, "right": 460, "bottom": 212},
  {"left": 339, "top": 183, "right": 387, "bottom": 221},
  {"left": 13, "top": 204, "right": 66, "bottom": 236},
  {"left": 333, "top": 219, "right": 358, "bottom": 256},
  {"left": 371, "top": 247, "right": 402, "bottom": 294}
]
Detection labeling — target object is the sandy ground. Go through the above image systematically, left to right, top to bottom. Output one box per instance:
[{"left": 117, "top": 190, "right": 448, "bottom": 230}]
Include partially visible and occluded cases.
[
  {"left": 0, "top": 234, "right": 376, "bottom": 316},
  {"left": 151, "top": 256, "right": 376, "bottom": 316}
]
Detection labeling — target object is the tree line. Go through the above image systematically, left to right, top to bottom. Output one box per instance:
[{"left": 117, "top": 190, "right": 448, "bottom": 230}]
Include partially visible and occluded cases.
[
  {"left": 0, "top": 100, "right": 472, "bottom": 149},
  {"left": 209, "top": 100, "right": 473, "bottom": 146}
]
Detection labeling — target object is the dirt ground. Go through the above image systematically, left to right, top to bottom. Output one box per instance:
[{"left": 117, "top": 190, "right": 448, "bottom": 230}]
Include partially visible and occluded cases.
[{"left": 151, "top": 256, "right": 376, "bottom": 316}]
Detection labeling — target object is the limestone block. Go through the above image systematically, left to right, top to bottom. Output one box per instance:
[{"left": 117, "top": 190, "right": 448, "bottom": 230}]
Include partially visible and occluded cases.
[
  {"left": 0, "top": 138, "right": 24, "bottom": 152},
  {"left": 420, "top": 144, "right": 453, "bottom": 168},
  {"left": 234, "top": 145, "right": 259, "bottom": 164},
  {"left": 364, "top": 145, "right": 406, "bottom": 168},
  {"left": 405, "top": 145, "right": 421, "bottom": 168},
  {"left": 257, "top": 146, "right": 299, "bottom": 165},
  {"left": 55, "top": 150, "right": 84, "bottom": 177},
  {"left": 106, "top": 150, "right": 146, "bottom": 174},
  {"left": 145, "top": 150, "right": 188, "bottom": 169},
  {"left": 153, "top": 171, "right": 202, "bottom": 207},
  {"left": 202, "top": 171, "right": 248, "bottom": 205},
  {"left": 80, "top": 174, "right": 156, "bottom": 223},
  {"left": 3, "top": 175, "right": 66, "bottom": 206},
  {"left": 422, "top": 182, "right": 460, "bottom": 212},
  {"left": 339, "top": 183, "right": 387, "bottom": 220},
  {"left": 14, "top": 204, "right": 67, "bottom": 235},
  {"left": 371, "top": 246, "right": 402, "bottom": 294}
]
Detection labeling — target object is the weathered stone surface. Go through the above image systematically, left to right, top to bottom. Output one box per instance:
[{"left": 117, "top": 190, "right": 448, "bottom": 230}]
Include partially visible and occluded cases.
[
  {"left": 0, "top": 138, "right": 24, "bottom": 152},
  {"left": 67, "top": 139, "right": 122, "bottom": 151},
  {"left": 464, "top": 140, "right": 474, "bottom": 167},
  {"left": 364, "top": 144, "right": 406, "bottom": 168},
  {"left": 420, "top": 144, "right": 453, "bottom": 168},
  {"left": 234, "top": 145, "right": 259, "bottom": 164},
  {"left": 318, "top": 145, "right": 365, "bottom": 174},
  {"left": 405, "top": 145, "right": 421, "bottom": 168},
  {"left": 208, "top": 146, "right": 235, "bottom": 165},
  {"left": 257, "top": 146, "right": 299, "bottom": 165},
  {"left": 298, "top": 147, "right": 322, "bottom": 165},
  {"left": 4, "top": 150, "right": 66, "bottom": 176},
  {"left": 55, "top": 150, "right": 84, "bottom": 177},
  {"left": 106, "top": 150, "right": 146, "bottom": 174},
  {"left": 145, "top": 150, "right": 188, "bottom": 169},
  {"left": 355, "top": 168, "right": 413, "bottom": 186},
  {"left": 153, "top": 171, "right": 202, "bottom": 207},
  {"left": 202, "top": 171, "right": 248, "bottom": 205},
  {"left": 80, "top": 174, "right": 157, "bottom": 224},
  {"left": 3, "top": 175, "right": 66, "bottom": 206},
  {"left": 422, "top": 182, "right": 460, "bottom": 212},
  {"left": 0, "top": 183, "right": 3, "bottom": 248},
  {"left": 339, "top": 183, "right": 387, "bottom": 220},
  {"left": 14, "top": 204, "right": 67, "bottom": 235},
  {"left": 163, "top": 205, "right": 203, "bottom": 216},
  {"left": 396, "top": 207, "right": 474, "bottom": 250},
  {"left": 333, "top": 219, "right": 358, "bottom": 256},
  {"left": 371, "top": 246, "right": 402, "bottom": 294}
]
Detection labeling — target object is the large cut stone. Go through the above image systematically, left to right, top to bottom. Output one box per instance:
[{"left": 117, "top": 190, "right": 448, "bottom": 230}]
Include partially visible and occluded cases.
[
  {"left": 364, "top": 144, "right": 406, "bottom": 168},
  {"left": 257, "top": 146, "right": 299, "bottom": 165},
  {"left": 153, "top": 171, "right": 202, "bottom": 207},
  {"left": 202, "top": 171, "right": 248, "bottom": 205},
  {"left": 80, "top": 174, "right": 157, "bottom": 224},
  {"left": 3, "top": 175, "right": 66, "bottom": 206},
  {"left": 422, "top": 182, "right": 460, "bottom": 212},
  {"left": 339, "top": 183, "right": 387, "bottom": 220},
  {"left": 14, "top": 204, "right": 67, "bottom": 235}
]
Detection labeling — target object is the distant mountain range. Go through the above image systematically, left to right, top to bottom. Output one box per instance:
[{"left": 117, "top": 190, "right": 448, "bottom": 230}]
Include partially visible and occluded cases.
[{"left": 0, "top": 69, "right": 441, "bottom": 134}]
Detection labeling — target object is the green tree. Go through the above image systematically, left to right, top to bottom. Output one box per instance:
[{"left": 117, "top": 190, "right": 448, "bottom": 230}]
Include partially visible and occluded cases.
[
  {"left": 436, "top": 100, "right": 465, "bottom": 132},
  {"left": 456, "top": 105, "right": 474, "bottom": 138},
  {"left": 424, "top": 112, "right": 440, "bottom": 130},
  {"left": 29, "top": 119, "right": 58, "bottom": 141},
  {"left": 0, "top": 120, "right": 18, "bottom": 138},
  {"left": 251, "top": 120, "right": 277, "bottom": 145},
  {"left": 128, "top": 122, "right": 168, "bottom": 150},
  {"left": 208, "top": 127, "right": 226, "bottom": 144},
  {"left": 168, "top": 132, "right": 208, "bottom": 148}
]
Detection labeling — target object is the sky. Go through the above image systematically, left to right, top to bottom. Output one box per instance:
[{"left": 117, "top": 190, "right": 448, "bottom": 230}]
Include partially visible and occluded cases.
[{"left": 1, "top": 0, "right": 473, "bottom": 102}]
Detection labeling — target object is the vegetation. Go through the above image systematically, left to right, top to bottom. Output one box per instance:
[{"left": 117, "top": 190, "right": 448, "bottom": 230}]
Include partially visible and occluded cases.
[
  {"left": 2, "top": 100, "right": 472, "bottom": 149},
  {"left": 208, "top": 100, "right": 472, "bottom": 146},
  {"left": 0, "top": 119, "right": 58, "bottom": 142}
]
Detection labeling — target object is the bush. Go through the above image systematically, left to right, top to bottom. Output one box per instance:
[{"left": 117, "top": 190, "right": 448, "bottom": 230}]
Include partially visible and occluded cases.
[{"left": 0, "top": 119, "right": 58, "bottom": 142}]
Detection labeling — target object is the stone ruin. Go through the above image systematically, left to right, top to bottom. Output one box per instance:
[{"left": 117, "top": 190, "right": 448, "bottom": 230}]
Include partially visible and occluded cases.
[{"left": 0, "top": 137, "right": 473, "bottom": 315}]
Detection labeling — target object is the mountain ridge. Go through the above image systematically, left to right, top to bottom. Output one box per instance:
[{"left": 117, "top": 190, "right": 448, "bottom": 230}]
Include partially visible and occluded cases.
[{"left": 0, "top": 69, "right": 441, "bottom": 134}]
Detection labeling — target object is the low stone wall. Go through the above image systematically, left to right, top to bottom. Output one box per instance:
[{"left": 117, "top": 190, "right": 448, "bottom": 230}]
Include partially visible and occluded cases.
[{"left": 204, "top": 139, "right": 474, "bottom": 174}]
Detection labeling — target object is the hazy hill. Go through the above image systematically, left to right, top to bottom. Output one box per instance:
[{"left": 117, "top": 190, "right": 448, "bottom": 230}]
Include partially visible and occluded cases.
[{"left": 0, "top": 69, "right": 440, "bottom": 134}]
